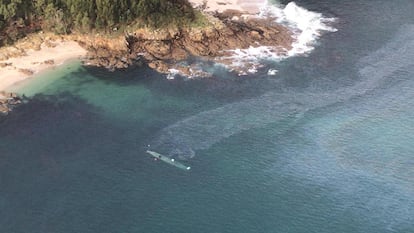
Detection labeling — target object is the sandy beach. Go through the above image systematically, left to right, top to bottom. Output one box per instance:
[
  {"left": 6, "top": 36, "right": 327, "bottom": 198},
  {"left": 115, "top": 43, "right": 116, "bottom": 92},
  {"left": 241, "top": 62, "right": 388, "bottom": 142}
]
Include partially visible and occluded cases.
[
  {"left": 189, "top": 0, "right": 267, "bottom": 14},
  {"left": 0, "top": 38, "right": 86, "bottom": 92}
]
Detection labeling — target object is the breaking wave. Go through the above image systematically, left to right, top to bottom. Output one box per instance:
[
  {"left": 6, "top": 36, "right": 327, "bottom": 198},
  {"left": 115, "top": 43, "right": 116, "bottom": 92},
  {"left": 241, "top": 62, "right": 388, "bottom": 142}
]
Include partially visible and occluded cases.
[
  {"left": 168, "top": 1, "right": 337, "bottom": 78},
  {"left": 220, "top": 1, "right": 337, "bottom": 75},
  {"left": 270, "top": 1, "right": 337, "bottom": 56}
]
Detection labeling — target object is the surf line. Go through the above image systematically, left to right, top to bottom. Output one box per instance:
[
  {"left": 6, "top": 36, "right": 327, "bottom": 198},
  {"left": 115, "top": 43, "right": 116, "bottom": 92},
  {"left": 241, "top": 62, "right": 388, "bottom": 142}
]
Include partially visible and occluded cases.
[{"left": 146, "top": 149, "right": 191, "bottom": 171}]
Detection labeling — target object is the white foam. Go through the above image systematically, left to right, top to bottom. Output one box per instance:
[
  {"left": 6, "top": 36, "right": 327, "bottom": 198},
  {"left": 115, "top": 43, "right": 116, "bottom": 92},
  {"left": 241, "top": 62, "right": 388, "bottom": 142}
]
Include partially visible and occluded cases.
[
  {"left": 164, "top": 1, "right": 337, "bottom": 78},
  {"left": 219, "top": 1, "right": 337, "bottom": 75},
  {"left": 262, "top": 1, "right": 338, "bottom": 56},
  {"left": 272, "top": 2, "right": 338, "bottom": 56},
  {"left": 218, "top": 46, "right": 287, "bottom": 75},
  {"left": 166, "top": 69, "right": 179, "bottom": 80},
  {"left": 267, "top": 69, "right": 278, "bottom": 75}
]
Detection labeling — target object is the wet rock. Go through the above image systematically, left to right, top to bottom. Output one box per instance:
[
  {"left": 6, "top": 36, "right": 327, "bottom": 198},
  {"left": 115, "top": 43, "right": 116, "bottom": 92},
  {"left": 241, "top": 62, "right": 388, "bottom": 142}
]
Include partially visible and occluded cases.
[
  {"left": 148, "top": 60, "right": 170, "bottom": 73},
  {"left": 176, "top": 66, "right": 191, "bottom": 76},
  {"left": 0, "top": 91, "right": 22, "bottom": 115}
]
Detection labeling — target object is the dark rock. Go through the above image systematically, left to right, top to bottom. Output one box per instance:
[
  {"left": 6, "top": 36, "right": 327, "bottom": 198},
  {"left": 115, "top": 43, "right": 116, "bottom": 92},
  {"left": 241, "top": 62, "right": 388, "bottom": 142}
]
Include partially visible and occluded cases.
[
  {"left": 43, "top": 59, "right": 55, "bottom": 65},
  {"left": 0, "top": 62, "right": 12, "bottom": 67},
  {"left": 18, "top": 68, "right": 34, "bottom": 75}
]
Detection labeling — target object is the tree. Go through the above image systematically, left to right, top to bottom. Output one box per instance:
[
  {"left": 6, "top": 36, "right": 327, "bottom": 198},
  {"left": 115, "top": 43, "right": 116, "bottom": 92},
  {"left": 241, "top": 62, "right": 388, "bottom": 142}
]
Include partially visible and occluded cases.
[
  {"left": 1, "top": 0, "right": 199, "bottom": 45},
  {"left": 135, "top": 0, "right": 195, "bottom": 27},
  {"left": 43, "top": 3, "right": 69, "bottom": 34}
]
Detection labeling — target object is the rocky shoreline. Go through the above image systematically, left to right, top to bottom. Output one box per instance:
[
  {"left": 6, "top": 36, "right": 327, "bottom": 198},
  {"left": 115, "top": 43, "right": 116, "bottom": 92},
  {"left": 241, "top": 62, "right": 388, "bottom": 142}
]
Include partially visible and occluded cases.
[
  {"left": 0, "top": 8, "right": 294, "bottom": 113},
  {"left": 1, "top": 9, "right": 294, "bottom": 78},
  {"left": 79, "top": 10, "right": 293, "bottom": 76},
  {"left": 0, "top": 91, "right": 23, "bottom": 115}
]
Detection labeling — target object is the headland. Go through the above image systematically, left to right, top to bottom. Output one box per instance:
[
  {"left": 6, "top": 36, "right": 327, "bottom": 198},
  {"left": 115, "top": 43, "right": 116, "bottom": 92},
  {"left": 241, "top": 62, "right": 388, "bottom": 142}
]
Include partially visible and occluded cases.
[{"left": 0, "top": 0, "right": 296, "bottom": 113}]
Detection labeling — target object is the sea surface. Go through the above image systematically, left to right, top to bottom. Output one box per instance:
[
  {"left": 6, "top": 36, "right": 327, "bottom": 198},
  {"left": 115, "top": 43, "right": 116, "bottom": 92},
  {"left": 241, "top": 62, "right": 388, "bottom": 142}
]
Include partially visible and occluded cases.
[{"left": 1, "top": 1, "right": 414, "bottom": 232}]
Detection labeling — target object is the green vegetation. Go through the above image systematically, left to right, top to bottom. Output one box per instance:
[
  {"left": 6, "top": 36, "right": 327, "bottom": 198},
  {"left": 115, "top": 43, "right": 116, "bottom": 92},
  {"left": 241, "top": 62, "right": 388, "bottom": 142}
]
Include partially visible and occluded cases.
[
  {"left": 0, "top": 0, "right": 199, "bottom": 45},
  {"left": 190, "top": 10, "right": 210, "bottom": 28}
]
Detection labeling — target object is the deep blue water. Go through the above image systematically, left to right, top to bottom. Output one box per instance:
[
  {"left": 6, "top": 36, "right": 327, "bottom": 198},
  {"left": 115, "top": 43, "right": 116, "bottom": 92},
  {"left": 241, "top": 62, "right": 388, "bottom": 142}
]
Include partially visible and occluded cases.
[{"left": 1, "top": 1, "right": 414, "bottom": 232}]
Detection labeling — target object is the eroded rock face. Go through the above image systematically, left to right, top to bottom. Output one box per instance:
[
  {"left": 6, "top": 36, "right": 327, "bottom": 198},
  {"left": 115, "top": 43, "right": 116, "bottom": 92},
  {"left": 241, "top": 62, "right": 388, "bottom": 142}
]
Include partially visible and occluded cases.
[
  {"left": 81, "top": 11, "right": 293, "bottom": 76},
  {"left": 74, "top": 35, "right": 133, "bottom": 71}
]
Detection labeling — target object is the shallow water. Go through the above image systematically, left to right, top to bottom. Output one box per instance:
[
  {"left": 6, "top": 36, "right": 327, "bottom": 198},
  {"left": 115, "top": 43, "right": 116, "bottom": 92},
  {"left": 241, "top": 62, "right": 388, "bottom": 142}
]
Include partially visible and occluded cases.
[{"left": 1, "top": 1, "right": 414, "bottom": 232}]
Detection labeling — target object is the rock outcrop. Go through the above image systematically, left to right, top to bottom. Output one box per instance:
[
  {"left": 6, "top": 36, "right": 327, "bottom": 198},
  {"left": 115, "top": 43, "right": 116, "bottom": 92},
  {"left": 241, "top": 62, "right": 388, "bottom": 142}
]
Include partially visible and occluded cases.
[
  {"left": 79, "top": 11, "right": 293, "bottom": 76},
  {"left": 0, "top": 91, "right": 22, "bottom": 115}
]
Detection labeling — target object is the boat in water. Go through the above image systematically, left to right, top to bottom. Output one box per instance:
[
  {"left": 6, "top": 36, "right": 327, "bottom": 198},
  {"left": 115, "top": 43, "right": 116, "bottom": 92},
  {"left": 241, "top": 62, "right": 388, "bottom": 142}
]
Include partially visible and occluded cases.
[{"left": 146, "top": 150, "right": 191, "bottom": 171}]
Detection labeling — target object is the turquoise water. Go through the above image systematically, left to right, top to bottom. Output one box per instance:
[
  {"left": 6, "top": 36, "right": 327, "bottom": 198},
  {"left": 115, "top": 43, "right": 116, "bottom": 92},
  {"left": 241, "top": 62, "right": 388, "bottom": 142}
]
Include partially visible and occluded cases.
[{"left": 1, "top": 1, "right": 414, "bottom": 232}]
